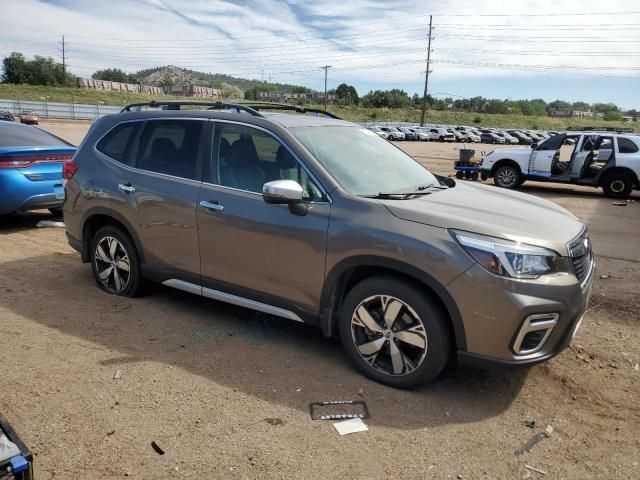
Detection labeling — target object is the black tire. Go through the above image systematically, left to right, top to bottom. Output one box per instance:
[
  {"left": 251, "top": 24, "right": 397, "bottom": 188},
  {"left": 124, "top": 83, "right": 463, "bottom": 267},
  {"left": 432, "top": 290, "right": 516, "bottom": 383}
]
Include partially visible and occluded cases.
[
  {"left": 439, "top": 136, "right": 444, "bottom": 142},
  {"left": 494, "top": 164, "right": 520, "bottom": 189},
  {"left": 455, "top": 171, "right": 464, "bottom": 179},
  {"left": 470, "top": 171, "right": 479, "bottom": 181},
  {"left": 602, "top": 171, "right": 634, "bottom": 199},
  {"left": 480, "top": 173, "right": 488, "bottom": 181},
  {"left": 48, "top": 208, "right": 63, "bottom": 217},
  {"left": 90, "top": 225, "right": 145, "bottom": 297},
  {"left": 339, "top": 276, "right": 451, "bottom": 389}
]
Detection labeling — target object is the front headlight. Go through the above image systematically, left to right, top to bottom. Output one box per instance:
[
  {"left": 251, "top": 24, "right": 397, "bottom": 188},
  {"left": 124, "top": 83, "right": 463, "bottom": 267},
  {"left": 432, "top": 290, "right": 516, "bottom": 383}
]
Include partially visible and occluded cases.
[{"left": 452, "top": 230, "right": 566, "bottom": 279}]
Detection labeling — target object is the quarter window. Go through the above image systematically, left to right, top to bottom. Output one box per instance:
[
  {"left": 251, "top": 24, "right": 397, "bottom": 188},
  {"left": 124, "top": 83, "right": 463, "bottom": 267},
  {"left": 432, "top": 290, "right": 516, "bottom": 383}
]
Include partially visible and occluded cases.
[
  {"left": 135, "top": 120, "right": 203, "bottom": 180},
  {"left": 96, "top": 122, "right": 139, "bottom": 165},
  {"left": 212, "top": 123, "right": 323, "bottom": 201},
  {"left": 618, "top": 137, "right": 639, "bottom": 154}
]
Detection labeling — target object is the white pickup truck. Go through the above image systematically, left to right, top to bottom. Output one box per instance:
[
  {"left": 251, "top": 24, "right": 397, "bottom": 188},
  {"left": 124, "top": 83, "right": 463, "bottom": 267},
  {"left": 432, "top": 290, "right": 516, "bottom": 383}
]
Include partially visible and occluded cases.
[{"left": 480, "top": 130, "right": 640, "bottom": 198}]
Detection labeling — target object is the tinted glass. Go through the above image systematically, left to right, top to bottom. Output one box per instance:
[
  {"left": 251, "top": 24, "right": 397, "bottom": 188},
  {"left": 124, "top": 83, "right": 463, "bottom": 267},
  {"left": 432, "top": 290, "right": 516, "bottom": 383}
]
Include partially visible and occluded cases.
[
  {"left": 135, "top": 120, "right": 203, "bottom": 180},
  {"left": 0, "top": 122, "right": 71, "bottom": 147},
  {"left": 96, "top": 122, "right": 139, "bottom": 164},
  {"left": 212, "top": 123, "right": 322, "bottom": 200},
  {"left": 293, "top": 126, "right": 439, "bottom": 196},
  {"left": 537, "top": 134, "right": 565, "bottom": 151},
  {"left": 618, "top": 137, "right": 639, "bottom": 154}
]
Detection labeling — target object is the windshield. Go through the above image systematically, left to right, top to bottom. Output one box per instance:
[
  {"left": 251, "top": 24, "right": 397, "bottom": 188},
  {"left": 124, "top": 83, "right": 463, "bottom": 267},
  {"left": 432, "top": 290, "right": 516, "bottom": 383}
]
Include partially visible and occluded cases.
[{"left": 292, "top": 126, "right": 439, "bottom": 196}]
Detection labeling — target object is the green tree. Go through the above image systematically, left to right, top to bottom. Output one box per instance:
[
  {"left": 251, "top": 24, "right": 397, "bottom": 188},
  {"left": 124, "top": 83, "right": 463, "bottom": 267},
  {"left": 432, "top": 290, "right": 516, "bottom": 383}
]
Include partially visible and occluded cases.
[
  {"left": 2, "top": 51, "right": 73, "bottom": 86},
  {"left": 92, "top": 68, "right": 137, "bottom": 84},
  {"left": 335, "top": 83, "right": 359, "bottom": 105}
]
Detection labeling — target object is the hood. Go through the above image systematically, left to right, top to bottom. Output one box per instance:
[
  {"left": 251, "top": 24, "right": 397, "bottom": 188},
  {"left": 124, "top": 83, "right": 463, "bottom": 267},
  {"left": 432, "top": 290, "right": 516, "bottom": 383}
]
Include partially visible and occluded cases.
[
  {"left": 486, "top": 146, "right": 530, "bottom": 156},
  {"left": 380, "top": 182, "right": 583, "bottom": 255}
]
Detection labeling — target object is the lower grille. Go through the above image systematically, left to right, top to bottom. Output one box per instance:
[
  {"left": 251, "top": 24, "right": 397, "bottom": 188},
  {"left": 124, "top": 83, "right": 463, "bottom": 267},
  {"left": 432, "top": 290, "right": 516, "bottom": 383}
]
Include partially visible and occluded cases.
[{"left": 568, "top": 229, "right": 594, "bottom": 284}]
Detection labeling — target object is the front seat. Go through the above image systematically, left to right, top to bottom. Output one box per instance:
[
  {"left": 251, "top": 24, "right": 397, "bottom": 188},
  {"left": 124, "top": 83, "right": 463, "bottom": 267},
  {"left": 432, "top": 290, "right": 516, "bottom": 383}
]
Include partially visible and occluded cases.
[{"left": 221, "top": 139, "right": 266, "bottom": 192}]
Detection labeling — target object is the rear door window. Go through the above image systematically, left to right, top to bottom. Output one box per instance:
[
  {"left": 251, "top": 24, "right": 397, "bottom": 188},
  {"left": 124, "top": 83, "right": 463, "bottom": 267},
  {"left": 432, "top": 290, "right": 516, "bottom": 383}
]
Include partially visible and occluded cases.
[
  {"left": 134, "top": 120, "right": 204, "bottom": 181},
  {"left": 96, "top": 122, "right": 140, "bottom": 165},
  {"left": 617, "top": 137, "right": 639, "bottom": 154}
]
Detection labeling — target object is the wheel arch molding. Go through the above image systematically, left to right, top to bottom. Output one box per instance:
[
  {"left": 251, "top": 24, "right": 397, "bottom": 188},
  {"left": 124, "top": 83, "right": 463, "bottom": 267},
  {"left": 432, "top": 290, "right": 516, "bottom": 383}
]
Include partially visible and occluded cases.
[
  {"left": 490, "top": 158, "right": 522, "bottom": 177},
  {"left": 80, "top": 207, "right": 145, "bottom": 264},
  {"left": 319, "top": 255, "right": 467, "bottom": 350}
]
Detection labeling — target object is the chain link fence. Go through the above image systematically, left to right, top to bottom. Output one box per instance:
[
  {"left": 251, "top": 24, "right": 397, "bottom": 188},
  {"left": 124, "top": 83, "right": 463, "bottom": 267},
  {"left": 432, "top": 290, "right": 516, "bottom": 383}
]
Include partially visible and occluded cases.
[{"left": 0, "top": 98, "right": 121, "bottom": 120}]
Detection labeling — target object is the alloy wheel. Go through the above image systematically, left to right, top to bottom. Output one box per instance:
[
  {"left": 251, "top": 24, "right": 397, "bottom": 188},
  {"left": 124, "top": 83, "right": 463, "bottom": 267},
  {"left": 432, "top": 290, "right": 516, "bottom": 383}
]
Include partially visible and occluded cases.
[
  {"left": 497, "top": 167, "right": 517, "bottom": 187},
  {"left": 94, "top": 236, "right": 131, "bottom": 293},
  {"left": 350, "top": 295, "right": 428, "bottom": 376}
]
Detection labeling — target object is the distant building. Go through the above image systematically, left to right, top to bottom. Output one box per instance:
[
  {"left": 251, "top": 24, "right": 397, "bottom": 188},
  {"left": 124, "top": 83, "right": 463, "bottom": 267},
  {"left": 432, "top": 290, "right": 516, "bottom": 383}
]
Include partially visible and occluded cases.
[
  {"left": 165, "top": 85, "right": 221, "bottom": 98},
  {"left": 257, "top": 91, "right": 336, "bottom": 104},
  {"left": 550, "top": 110, "right": 604, "bottom": 119}
]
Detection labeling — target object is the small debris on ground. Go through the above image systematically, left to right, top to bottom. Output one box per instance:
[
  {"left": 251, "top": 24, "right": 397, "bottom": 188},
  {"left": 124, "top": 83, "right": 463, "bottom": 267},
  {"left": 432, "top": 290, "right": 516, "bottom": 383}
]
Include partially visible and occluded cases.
[
  {"left": 612, "top": 202, "right": 627, "bottom": 206},
  {"left": 36, "top": 220, "right": 65, "bottom": 228},
  {"left": 599, "top": 274, "right": 611, "bottom": 279},
  {"left": 634, "top": 363, "right": 639, "bottom": 371},
  {"left": 113, "top": 370, "right": 122, "bottom": 380},
  {"left": 295, "top": 387, "right": 302, "bottom": 392},
  {"left": 356, "top": 388, "right": 364, "bottom": 397},
  {"left": 265, "top": 417, "right": 284, "bottom": 426},
  {"left": 333, "top": 418, "right": 368, "bottom": 436},
  {"left": 525, "top": 420, "right": 536, "bottom": 429},
  {"left": 516, "top": 426, "right": 553, "bottom": 455},
  {"left": 106, "top": 429, "right": 115, "bottom": 436},
  {"left": 151, "top": 441, "right": 165, "bottom": 455},
  {"left": 525, "top": 464, "right": 546, "bottom": 475}
]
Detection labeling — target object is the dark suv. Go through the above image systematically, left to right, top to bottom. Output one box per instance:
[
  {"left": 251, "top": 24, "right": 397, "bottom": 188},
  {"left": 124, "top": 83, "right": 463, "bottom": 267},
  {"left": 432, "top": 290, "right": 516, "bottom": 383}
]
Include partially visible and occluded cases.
[{"left": 64, "top": 101, "right": 594, "bottom": 388}]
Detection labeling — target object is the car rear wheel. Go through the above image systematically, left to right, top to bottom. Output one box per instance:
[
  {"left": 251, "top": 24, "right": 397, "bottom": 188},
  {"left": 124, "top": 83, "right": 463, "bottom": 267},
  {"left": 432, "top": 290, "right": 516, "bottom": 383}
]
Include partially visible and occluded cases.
[
  {"left": 494, "top": 164, "right": 520, "bottom": 189},
  {"left": 602, "top": 172, "right": 634, "bottom": 199},
  {"left": 90, "top": 225, "right": 145, "bottom": 297},
  {"left": 339, "top": 276, "right": 451, "bottom": 389}
]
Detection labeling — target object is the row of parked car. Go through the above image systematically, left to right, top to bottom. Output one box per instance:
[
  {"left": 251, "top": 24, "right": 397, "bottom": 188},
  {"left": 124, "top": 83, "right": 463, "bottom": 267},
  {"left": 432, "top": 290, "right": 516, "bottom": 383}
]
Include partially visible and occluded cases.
[
  {"left": 0, "top": 110, "right": 40, "bottom": 125},
  {"left": 368, "top": 124, "right": 562, "bottom": 145}
]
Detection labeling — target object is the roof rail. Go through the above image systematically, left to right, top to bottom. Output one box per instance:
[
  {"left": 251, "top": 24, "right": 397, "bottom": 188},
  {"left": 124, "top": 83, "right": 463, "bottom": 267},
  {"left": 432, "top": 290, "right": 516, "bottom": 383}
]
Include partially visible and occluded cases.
[
  {"left": 120, "top": 101, "right": 264, "bottom": 117},
  {"left": 242, "top": 102, "right": 342, "bottom": 119},
  {"left": 567, "top": 126, "right": 635, "bottom": 133}
]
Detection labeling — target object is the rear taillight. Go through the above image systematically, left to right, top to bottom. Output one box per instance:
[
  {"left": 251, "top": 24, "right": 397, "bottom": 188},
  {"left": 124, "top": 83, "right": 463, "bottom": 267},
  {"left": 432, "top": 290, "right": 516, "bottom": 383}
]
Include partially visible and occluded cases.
[
  {"left": 0, "top": 153, "right": 75, "bottom": 169},
  {"left": 63, "top": 162, "right": 78, "bottom": 180}
]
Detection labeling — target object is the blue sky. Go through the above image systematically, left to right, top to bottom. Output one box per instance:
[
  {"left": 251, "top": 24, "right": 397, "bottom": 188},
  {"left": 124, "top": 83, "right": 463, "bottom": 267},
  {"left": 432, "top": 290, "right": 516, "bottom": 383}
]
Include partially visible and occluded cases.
[{"left": 1, "top": 0, "right": 638, "bottom": 109}]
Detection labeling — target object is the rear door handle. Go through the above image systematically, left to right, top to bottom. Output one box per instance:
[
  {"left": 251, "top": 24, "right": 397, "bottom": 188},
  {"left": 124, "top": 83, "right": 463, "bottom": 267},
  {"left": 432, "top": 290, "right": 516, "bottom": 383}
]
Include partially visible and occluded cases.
[
  {"left": 118, "top": 183, "right": 135, "bottom": 193},
  {"left": 199, "top": 200, "right": 224, "bottom": 212}
]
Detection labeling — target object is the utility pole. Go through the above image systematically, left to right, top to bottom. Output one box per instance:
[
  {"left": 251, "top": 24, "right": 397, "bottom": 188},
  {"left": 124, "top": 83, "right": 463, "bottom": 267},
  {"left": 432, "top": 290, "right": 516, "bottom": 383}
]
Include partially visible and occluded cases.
[
  {"left": 420, "top": 15, "right": 433, "bottom": 127},
  {"left": 61, "top": 35, "right": 66, "bottom": 86},
  {"left": 322, "top": 65, "right": 331, "bottom": 111},
  {"left": 261, "top": 69, "right": 264, "bottom": 82}
]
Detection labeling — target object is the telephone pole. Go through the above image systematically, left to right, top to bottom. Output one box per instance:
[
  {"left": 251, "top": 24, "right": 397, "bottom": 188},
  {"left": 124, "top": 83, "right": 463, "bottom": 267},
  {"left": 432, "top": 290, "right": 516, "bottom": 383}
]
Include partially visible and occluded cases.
[
  {"left": 420, "top": 15, "right": 433, "bottom": 127},
  {"left": 61, "top": 35, "right": 66, "bottom": 86},
  {"left": 322, "top": 65, "right": 331, "bottom": 111}
]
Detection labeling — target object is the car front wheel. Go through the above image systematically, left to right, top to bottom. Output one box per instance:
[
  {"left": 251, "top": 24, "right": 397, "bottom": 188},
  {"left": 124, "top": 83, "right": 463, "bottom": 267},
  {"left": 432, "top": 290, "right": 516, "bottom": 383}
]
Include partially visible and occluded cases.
[
  {"left": 494, "top": 164, "right": 520, "bottom": 189},
  {"left": 90, "top": 225, "right": 145, "bottom": 297},
  {"left": 339, "top": 276, "right": 451, "bottom": 389}
]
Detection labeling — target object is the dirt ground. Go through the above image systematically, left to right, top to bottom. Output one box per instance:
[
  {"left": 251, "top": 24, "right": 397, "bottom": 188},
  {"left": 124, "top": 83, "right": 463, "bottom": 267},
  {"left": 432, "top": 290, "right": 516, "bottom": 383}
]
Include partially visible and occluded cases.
[{"left": 1, "top": 121, "right": 639, "bottom": 479}]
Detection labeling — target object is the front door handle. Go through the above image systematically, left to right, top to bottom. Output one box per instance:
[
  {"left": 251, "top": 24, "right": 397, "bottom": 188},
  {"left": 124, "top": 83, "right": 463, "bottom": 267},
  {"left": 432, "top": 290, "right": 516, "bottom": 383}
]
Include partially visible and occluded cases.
[
  {"left": 118, "top": 183, "right": 135, "bottom": 193},
  {"left": 199, "top": 200, "right": 224, "bottom": 212}
]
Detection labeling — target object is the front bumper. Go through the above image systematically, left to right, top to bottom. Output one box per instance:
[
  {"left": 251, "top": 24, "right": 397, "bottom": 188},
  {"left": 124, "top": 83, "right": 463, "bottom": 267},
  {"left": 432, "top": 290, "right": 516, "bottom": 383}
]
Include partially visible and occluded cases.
[{"left": 447, "top": 261, "right": 593, "bottom": 366}]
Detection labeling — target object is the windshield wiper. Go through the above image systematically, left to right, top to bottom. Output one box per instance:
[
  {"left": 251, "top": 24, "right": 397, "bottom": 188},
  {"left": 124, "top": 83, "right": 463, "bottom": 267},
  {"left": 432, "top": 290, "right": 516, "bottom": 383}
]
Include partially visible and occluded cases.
[{"left": 362, "top": 191, "right": 434, "bottom": 200}]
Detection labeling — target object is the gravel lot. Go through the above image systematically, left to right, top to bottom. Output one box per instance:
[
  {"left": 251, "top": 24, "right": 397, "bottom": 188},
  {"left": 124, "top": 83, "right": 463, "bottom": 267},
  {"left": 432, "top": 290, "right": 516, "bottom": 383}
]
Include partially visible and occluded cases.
[{"left": 1, "top": 121, "right": 638, "bottom": 479}]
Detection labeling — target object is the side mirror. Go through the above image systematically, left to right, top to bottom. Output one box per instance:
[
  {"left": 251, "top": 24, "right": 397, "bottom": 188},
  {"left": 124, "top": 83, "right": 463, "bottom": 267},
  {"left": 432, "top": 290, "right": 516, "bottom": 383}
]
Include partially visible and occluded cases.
[
  {"left": 531, "top": 143, "right": 538, "bottom": 150},
  {"left": 263, "top": 180, "right": 307, "bottom": 215},
  {"left": 263, "top": 180, "right": 303, "bottom": 204}
]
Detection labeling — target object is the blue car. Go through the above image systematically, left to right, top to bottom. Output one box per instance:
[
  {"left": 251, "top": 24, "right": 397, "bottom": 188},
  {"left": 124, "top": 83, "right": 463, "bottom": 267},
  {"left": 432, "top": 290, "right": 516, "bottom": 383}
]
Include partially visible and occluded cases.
[{"left": 0, "top": 122, "right": 76, "bottom": 215}]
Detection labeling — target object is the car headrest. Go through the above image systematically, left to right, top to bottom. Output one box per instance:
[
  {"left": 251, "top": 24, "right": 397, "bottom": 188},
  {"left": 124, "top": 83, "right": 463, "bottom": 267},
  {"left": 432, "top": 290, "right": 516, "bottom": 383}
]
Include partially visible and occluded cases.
[
  {"left": 220, "top": 137, "right": 231, "bottom": 161},
  {"left": 151, "top": 138, "right": 178, "bottom": 161},
  {"left": 227, "top": 139, "right": 258, "bottom": 168},
  {"left": 275, "top": 146, "right": 297, "bottom": 169}
]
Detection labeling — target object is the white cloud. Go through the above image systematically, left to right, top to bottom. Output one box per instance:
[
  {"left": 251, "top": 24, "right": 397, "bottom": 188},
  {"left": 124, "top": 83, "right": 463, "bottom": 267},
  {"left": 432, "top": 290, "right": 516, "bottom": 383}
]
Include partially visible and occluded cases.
[{"left": 0, "top": 0, "right": 638, "bottom": 104}]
